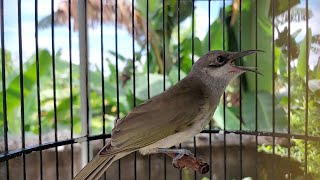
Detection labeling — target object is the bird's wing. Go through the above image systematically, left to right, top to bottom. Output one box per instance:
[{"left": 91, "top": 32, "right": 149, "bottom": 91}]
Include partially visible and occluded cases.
[{"left": 103, "top": 78, "right": 206, "bottom": 155}]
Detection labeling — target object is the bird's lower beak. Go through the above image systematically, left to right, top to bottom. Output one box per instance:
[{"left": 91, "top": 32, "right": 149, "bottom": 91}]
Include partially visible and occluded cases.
[
  {"left": 230, "top": 50, "right": 263, "bottom": 75},
  {"left": 234, "top": 66, "right": 262, "bottom": 75}
]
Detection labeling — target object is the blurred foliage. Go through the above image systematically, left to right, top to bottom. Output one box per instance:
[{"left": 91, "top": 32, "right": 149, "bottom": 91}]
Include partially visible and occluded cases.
[{"left": 1, "top": 0, "right": 320, "bottom": 178}]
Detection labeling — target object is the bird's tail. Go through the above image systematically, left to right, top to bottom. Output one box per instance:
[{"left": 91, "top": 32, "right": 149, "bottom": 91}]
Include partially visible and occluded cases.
[{"left": 73, "top": 153, "right": 116, "bottom": 180}]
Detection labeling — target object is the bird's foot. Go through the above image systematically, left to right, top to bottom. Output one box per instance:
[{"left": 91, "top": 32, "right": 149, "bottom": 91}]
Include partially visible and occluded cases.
[
  {"left": 156, "top": 148, "right": 193, "bottom": 168},
  {"left": 172, "top": 149, "right": 193, "bottom": 168}
]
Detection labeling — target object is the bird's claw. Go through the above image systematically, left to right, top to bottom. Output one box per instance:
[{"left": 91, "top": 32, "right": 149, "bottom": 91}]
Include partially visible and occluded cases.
[{"left": 172, "top": 149, "right": 193, "bottom": 168}]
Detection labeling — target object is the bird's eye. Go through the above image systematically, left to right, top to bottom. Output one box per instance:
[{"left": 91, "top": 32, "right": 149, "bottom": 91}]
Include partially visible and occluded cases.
[
  {"left": 209, "top": 56, "right": 226, "bottom": 67},
  {"left": 216, "top": 56, "right": 225, "bottom": 64}
]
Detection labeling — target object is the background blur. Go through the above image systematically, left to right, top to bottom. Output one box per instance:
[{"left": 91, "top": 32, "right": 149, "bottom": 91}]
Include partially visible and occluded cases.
[{"left": 1, "top": 0, "right": 320, "bottom": 179}]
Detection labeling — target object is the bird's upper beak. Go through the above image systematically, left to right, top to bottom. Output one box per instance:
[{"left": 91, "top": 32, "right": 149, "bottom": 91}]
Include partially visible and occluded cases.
[{"left": 229, "top": 50, "right": 263, "bottom": 75}]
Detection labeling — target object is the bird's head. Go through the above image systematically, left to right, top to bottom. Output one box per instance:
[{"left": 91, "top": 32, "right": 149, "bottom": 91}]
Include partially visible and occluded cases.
[{"left": 192, "top": 50, "right": 262, "bottom": 84}]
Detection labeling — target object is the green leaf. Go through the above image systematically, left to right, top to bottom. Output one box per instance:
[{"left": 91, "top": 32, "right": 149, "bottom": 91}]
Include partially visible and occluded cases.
[
  {"left": 136, "top": 0, "right": 159, "bottom": 18},
  {"left": 232, "top": 0, "right": 279, "bottom": 93},
  {"left": 271, "top": 0, "right": 300, "bottom": 16},
  {"left": 202, "top": 19, "right": 225, "bottom": 52},
  {"left": 177, "top": 26, "right": 202, "bottom": 72},
  {"left": 297, "top": 28, "right": 312, "bottom": 78},
  {"left": 180, "top": 35, "right": 204, "bottom": 57},
  {"left": 194, "top": 37, "right": 205, "bottom": 56},
  {"left": 0, "top": 50, "right": 52, "bottom": 133},
  {"left": 108, "top": 51, "right": 128, "bottom": 62},
  {"left": 168, "top": 65, "right": 187, "bottom": 84},
  {"left": 126, "top": 73, "right": 171, "bottom": 101},
  {"left": 243, "top": 91, "right": 287, "bottom": 132},
  {"left": 214, "top": 103, "right": 240, "bottom": 130},
  {"left": 200, "top": 177, "right": 210, "bottom": 180}
]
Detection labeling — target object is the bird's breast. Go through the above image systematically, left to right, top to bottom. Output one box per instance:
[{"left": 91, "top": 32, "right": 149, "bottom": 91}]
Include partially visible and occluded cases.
[{"left": 139, "top": 103, "right": 214, "bottom": 155}]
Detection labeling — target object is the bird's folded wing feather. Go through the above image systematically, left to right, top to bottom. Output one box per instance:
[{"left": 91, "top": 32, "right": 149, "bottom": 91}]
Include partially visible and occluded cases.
[{"left": 102, "top": 78, "right": 206, "bottom": 155}]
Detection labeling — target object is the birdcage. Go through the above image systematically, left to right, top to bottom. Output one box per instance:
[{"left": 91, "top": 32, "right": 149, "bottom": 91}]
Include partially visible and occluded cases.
[{"left": 0, "top": 0, "right": 319, "bottom": 179}]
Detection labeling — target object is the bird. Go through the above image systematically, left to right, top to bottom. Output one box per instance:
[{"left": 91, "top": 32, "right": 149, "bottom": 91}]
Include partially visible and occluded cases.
[{"left": 74, "top": 50, "right": 261, "bottom": 180}]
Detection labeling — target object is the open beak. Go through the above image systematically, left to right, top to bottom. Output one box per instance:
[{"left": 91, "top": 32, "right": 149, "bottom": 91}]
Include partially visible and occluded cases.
[{"left": 230, "top": 50, "right": 263, "bottom": 75}]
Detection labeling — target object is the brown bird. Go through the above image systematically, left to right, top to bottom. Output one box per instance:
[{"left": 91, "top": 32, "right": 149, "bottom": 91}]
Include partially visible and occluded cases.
[{"left": 74, "top": 50, "right": 261, "bottom": 180}]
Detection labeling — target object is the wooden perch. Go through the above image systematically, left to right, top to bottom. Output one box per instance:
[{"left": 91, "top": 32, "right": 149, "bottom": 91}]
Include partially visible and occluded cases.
[{"left": 165, "top": 153, "right": 209, "bottom": 174}]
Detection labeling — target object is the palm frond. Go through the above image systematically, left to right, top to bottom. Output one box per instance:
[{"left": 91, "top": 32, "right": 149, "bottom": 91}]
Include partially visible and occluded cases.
[
  {"left": 39, "top": 0, "right": 164, "bottom": 73},
  {"left": 39, "top": 0, "right": 147, "bottom": 45},
  {"left": 275, "top": 7, "right": 313, "bottom": 26},
  {"left": 38, "top": 12, "right": 66, "bottom": 29},
  {"left": 312, "top": 35, "right": 320, "bottom": 45},
  {"left": 311, "top": 46, "right": 320, "bottom": 55}
]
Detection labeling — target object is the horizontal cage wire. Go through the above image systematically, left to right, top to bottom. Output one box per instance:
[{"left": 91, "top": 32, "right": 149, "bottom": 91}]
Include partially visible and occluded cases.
[{"left": 0, "top": 0, "right": 319, "bottom": 180}]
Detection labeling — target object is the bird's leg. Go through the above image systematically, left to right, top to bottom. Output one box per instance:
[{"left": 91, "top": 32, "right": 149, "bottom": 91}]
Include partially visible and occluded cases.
[{"left": 156, "top": 148, "right": 194, "bottom": 167}]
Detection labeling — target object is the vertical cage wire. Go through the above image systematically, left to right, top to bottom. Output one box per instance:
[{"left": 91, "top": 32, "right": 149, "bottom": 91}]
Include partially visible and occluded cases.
[
  {"left": 0, "top": 0, "right": 9, "bottom": 179},
  {"left": 0, "top": 0, "right": 318, "bottom": 179},
  {"left": 17, "top": 0, "right": 26, "bottom": 179},
  {"left": 34, "top": 0, "right": 43, "bottom": 179},
  {"left": 50, "top": 0, "right": 59, "bottom": 178},
  {"left": 68, "top": 0, "right": 74, "bottom": 178},
  {"left": 99, "top": 0, "right": 106, "bottom": 179},
  {"left": 114, "top": 0, "right": 121, "bottom": 178},
  {"left": 131, "top": 0, "right": 137, "bottom": 178},
  {"left": 146, "top": 0, "right": 152, "bottom": 179},
  {"left": 222, "top": 0, "right": 227, "bottom": 179},
  {"left": 238, "top": 0, "right": 243, "bottom": 178},
  {"left": 254, "top": 0, "right": 259, "bottom": 179},
  {"left": 271, "top": 0, "right": 276, "bottom": 179},
  {"left": 288, "top": 0, "right": 292, "bottom": 178},
  {"left": 304, "top": 0, "right": 309, "bottom": 177},
  {"left": 162, "top": 1, "right": 167, "bottom": 179},
  {"left": 177, "top": 1, "right": 183, "bottom": 179},
  {"left": 191, "top": 1, "right": 196, "bottom": 180},
  {"left": 207, "top": 1, "right": 213, "bottom": 180},
  {"left": 86, "top": 2, "right": 90, "bottom": 165}
]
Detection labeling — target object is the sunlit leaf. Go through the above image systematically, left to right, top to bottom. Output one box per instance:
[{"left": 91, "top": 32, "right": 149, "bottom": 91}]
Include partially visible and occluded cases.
[
  {"left": 234, "top": 0, "right": 276, "bottom": 93},
  {"left": 271, "top": 0, "right": 303, "bottom": 17},
  {"left": 275, "top": 7, "right": 313, "bottom": 26},
  {"left": 202, "top": 19, "right": 225, "bottom": 52},
  {"left": 297, "top": 28, "right": 312, "bottom": 78},
  {"left": 0, "top": 50, "right": 52, "bottom": 134},
  {"left": 168, "top": 65, "right": 187, "bottom": 84},
  {"left": 126, "top": 73, "right": 171, "bottom": 101},
  {"left": 243, "top": 91, "right": 287, "bottom": 132},
  {"left": 214, "top": 104, "right": 241, "bottom": 130}
]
